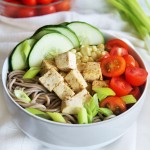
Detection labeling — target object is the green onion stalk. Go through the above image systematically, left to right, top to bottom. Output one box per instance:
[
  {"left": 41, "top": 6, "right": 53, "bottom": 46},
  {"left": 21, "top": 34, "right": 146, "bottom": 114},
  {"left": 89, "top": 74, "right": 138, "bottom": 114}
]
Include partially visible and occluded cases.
[{"left": 107, "top": 0, "right": 150, "bottom": 54}]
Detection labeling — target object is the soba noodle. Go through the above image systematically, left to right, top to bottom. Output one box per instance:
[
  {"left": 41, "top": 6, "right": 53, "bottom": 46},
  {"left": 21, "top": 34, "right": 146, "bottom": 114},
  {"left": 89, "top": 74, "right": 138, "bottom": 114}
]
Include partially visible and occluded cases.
[{"left": 7, "top": 70, "right": 116, "bottom": 124}]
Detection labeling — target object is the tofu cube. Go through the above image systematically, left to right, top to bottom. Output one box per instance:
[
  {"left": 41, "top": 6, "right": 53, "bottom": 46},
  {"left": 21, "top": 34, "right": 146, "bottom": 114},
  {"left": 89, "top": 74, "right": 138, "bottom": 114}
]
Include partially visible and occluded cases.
[
  {"left": 55, "top": 52, "right": 76, "bottom": 71},
  {"left": 40, "top": 59, "right": 58, "bottom": 75},
  {"left": 83, "top": 62, "right": 102, "bottom": 82},
  {"left": 77, "top": 63, "right": 86, "bottom": 73},
  {"left": 39, "top": 68, "right": 63, "bottom": 92},
  {"left": 65, "top": 69, "right": 87, "bottom": 93},
  {"left": 92, "top": 80, "right": 109, "bottom": 90},
  {"left": 53, "top": 82, "right": 75, "bottom": 101},
  {"left": 61, "top": 89, "right": 91, "bottom": 114}
]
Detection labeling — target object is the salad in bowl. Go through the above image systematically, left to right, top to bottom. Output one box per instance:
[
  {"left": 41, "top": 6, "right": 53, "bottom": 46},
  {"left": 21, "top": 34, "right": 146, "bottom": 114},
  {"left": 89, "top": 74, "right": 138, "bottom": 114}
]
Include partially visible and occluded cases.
[{"left": 2, "top": 21, "right": 148, "bottom": 148}]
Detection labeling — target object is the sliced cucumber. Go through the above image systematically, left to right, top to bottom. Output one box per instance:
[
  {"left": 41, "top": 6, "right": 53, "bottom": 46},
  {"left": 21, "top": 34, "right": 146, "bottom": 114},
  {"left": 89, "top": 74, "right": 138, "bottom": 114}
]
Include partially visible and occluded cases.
[
  {"left": 67, "top": 21, "right": 104, "bottom": 45},
  {"left": 32, "top": 25, "right": 80, "bottom": 48},
  {"left": 32, "top": 29, "right": 60, "bottom": 40},
  {"left": 28, "top": 32, "right": 74, "bottom": 68},
  {"left": 9, "top": 38, "right": 36, "bottom": 71}
]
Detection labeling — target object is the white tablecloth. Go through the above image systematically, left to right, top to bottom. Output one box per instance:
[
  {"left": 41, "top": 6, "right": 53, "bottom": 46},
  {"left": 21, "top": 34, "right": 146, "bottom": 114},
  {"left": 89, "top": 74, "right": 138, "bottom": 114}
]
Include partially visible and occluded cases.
[{"left": 0, "top": 0, "right": 150, "bottom": 150}]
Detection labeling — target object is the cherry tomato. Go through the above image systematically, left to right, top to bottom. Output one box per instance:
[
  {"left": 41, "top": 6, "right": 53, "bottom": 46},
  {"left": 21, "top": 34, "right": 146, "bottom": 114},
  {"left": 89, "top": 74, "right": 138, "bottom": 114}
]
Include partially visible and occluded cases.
[
  {"left": 4, "top": 0, "right": 20, "bottom": 3},
  {"left": 22, "top": 0, "right": 37, "bottom": 6},
  {"left": 37, "top": 0, "right": 53, "bottom": 4},
  {"left": 55, "top": 0, "right": 71, "bottom": 11},
  {"left": 3, "top": 2, "right": 20, "bottom": 17},
  {"left": 39, "top": 5, "right": 56, "bottom": 15},
  {"left": 17, "top": 8, "right": 37, "bottom": 18},
  {"left": 105, "top": 39, "right": 129, "bottom": 51},
  {"left": 110, "top": 47, "right": 128, "bottom": 56},
  {"left": 98, "top": 52, "right": 110, "bottom": 62},
  {"left": 123, "top": 54, "right": 136, "bottom": 67},
  {"left": 100, "top": 56, "right": 126, "bottom": 77},
  {"left": 135, "top": 60, "right": 140, "bottom": 67},
  {"left": 125, "top": 66, "right": 148, "bottom": 86},
  {"left": 110, "top": 76, "right": 133, "bottom": 96},
  {"left": 130, "top": 87, "right": 141, "bottom": 99},
  {"left": 100, "top": 96, "right": 127, "bottom": 115}
]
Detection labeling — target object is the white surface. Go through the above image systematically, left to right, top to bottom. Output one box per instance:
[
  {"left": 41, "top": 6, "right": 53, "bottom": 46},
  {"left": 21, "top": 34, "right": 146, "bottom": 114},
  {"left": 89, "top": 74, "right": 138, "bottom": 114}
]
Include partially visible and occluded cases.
[{"left": 0, "top": 0, "right": 150, "bottom": 150}]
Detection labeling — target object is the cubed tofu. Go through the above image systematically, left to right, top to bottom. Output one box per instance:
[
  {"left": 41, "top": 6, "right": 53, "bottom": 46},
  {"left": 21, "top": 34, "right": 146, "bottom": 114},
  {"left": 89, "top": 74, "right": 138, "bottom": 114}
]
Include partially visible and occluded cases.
[
  {"left": 55, "top": 52, "right": 76, "bottom": 71},
  {"left": 40, "top": 59, "right": 58, "bottom": 75},
  {"left": 83, "top": 62, "right": 102, "bottom": 82},
  {"left": 77, "top": 63, "right": 86, "bottom": 73},
  {"left": 39, "top": 68, "right": 63, "bottom": 92},
  {"left": 65, "top": 69, "right": 87, "bottom": 93},
  {"left": 92, "top": 80, "right": 109, "bottom": 90},
  {"left": 53, "top": 82, "right": 75, "bottom": 101},
  {"left": 61, "top": 89, "right": 91, "bottom": 114}
]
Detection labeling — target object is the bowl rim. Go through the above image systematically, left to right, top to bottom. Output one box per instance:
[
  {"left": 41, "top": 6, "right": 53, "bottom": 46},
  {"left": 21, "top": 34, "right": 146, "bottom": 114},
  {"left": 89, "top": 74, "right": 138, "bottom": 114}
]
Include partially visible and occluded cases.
[
  {"left": 0, "top": 0, "right": 64, "bottom": 8},
  {"left": 2, "top": 30, "right": 149, "bottom": 127}
]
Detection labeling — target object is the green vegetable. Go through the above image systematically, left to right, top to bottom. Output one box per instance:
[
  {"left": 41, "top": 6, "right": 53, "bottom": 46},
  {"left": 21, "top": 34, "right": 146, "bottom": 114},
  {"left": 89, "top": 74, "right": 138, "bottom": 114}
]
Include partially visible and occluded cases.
[
  {"left": 107, "top": 0, "right": 150, "bottom": 53},
  {"left": 22, "top": 39, "right": 35, "bottom": 61},
  {"left": 23, "top": 67, "right": 40, "bottom": 79},
  {"left": 93, "top": 87, "right": 116, "bottom": 101},
  {"left": 14, "top": 90, "right": 31, "bottom": 102},
  {"left": 84, "top": 94, "right": 99, "bottom": 123},
  {"left": 121, "top": 94, "right": 137, "bottom": 104},
  {"left": 25, "top": 108, "right": 50, "bottom": 119},
  {"left": 77, "top": 108, "right": 88, "bottom": 124},
  {"left": 99, "top": 108, "right": 113, "bottom": 117},
  {"left": 47, "top": 112, "right": 66, "bottom": 123}
]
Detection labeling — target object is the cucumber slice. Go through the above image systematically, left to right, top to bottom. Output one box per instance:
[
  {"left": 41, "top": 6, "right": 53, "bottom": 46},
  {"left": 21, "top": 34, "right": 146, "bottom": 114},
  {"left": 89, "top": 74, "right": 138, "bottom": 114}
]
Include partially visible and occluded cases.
[
  {"left": 67, "top": 21, "right": 104, "bottom": 45},
  {"left": 33, "top": 25, "right": 80, "bottom": 48},
  {"left": 32, "top": 29, "right": 60, "bottom": 40},
  {"left": 28, "top": 32, "right": 74, "bottom": 68},
  {"left": 9, "top": 38, "right": 36, "bottom": 71}
]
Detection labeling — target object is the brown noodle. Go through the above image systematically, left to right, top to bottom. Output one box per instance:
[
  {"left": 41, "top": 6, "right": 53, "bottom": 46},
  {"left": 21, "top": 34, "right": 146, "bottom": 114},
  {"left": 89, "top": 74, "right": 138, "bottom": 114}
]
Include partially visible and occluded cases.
[{"left": 7, "top": 70, "right": 115, "bottom": 124}]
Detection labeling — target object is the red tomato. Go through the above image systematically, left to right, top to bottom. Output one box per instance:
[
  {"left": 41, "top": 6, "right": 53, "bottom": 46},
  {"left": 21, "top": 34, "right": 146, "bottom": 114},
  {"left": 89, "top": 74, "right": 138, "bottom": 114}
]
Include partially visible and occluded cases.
[
  {"left": 4, "top": 0, "right": 20, "bottom": 3},
  {"left": 22, "top": 0, "right": 37, "bottom": 6},
  {"left": 37, "top": 0, "right": 53, "bottom": 4},
  {"left": 55, "top": 0, "right": 71, "bottom": 11},
  {"left": 3, "top": 4, "right": 19, "bottom": 17},
  {"left": 39, "top": 5, "right": 56, "bottom": 15},
  {"left": 17, "top": 8, "right": 37, "bottom": 18},
  {"left": 105, "top": 39, "right": 129, "bottom": 51},
  {"left": 110, "top": 47, "right": 128, "bottom": 56},
  {"left": 98, "top": 52, "right": 110, "bottom": 62},
  {"left": 123, "top": 54, "right": 136, "bottom": 67},
  {"left": 100, "top": 56, "right": 126, "bottom": 77},
  {"left": 135, "top": 60, "right": 140, "bottom": 67},
  {"left": 125, "top": 66, "right": 148, "bottom": 86},
  {"left": 110, "top": 76, "right": 133, "bottom": 96},
  {"left": 130, "top": 87, "right": 141, "bottom": 99},
  {"left": 100, "top": 96, "right": 127, "bottom": 115}
]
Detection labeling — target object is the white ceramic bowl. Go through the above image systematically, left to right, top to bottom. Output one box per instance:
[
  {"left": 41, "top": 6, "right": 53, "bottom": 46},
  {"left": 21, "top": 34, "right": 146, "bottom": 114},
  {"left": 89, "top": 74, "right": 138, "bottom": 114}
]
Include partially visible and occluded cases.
[{"left": 2, "top": 31, "right": 148, "bottom": 150}]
